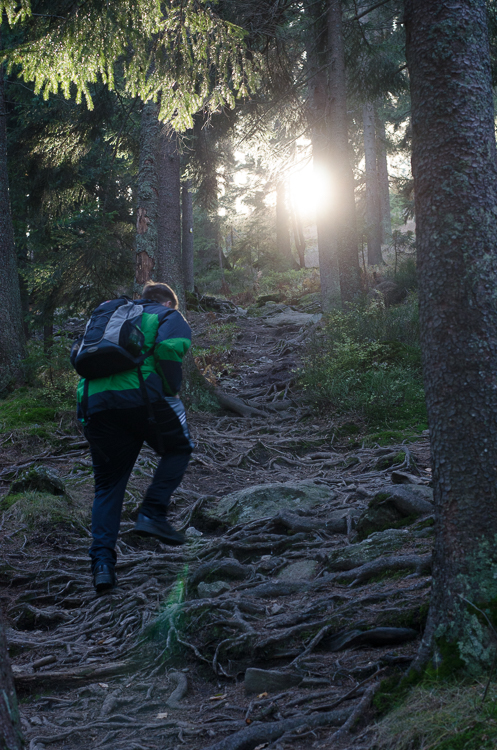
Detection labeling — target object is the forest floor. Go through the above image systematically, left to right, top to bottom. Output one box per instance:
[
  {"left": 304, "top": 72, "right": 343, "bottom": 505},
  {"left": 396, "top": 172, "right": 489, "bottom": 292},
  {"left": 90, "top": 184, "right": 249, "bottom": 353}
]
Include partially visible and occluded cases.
[{"left": 0, "top": 303, "right": 434, "bottom": 750}]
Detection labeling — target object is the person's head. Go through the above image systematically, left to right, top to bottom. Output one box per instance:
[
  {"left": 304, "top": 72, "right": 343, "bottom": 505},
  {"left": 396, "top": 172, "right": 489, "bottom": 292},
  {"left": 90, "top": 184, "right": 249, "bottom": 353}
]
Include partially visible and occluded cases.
[{"left": 142, "top": 281, "right": 179, "bottom": 309}]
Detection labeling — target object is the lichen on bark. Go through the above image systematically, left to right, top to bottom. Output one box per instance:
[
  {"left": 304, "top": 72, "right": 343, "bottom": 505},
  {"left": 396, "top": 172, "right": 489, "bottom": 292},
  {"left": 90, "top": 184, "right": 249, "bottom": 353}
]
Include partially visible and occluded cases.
[{"left": 406, "top": 0, "right": 497, "bottom": 675}]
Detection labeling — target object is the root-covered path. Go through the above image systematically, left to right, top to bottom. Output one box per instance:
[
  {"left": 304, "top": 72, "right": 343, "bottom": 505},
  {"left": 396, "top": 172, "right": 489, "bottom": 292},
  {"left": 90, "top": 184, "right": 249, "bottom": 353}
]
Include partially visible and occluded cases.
[{"left": 1, "top": 303, "right": 434, "bottom": 750}]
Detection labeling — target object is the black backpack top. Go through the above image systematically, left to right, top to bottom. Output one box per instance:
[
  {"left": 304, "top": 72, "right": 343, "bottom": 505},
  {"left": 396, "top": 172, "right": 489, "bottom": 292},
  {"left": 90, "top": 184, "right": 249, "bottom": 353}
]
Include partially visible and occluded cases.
[{"left": 71, "top": 297, "right": 172, "bottom": 380}]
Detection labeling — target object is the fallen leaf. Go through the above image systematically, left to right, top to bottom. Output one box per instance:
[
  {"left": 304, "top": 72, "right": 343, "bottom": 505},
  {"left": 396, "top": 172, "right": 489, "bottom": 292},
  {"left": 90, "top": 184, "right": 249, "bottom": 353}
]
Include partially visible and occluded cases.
[
  {"left": 98, "top": 683, "right": 108, "bottom": 689},
  {"left": 257, "top": 692, "right": 268, "bottom": 699},
  {"left": 209, "top": 694, "right": 227, "bottom": 701},
  {"left": 156, "top": 712, "right": 168, "bottom": 720},
  {"left": 254, "top": 744, "right": 268, "bottom": 750}
]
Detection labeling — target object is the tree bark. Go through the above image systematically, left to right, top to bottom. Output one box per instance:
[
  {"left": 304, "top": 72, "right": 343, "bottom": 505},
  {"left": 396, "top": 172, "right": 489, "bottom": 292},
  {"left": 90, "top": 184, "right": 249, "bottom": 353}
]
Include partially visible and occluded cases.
[
  {"left": 327, "top": 0, "right": 361, "bottom": 303},
  {"left": 405, "top": 0, "right": 497, "bottom": 674},
  {"left": 305, "top": 4, "right": 341, "bottom": 310},
  {"left": 0, "top": 50, "right": 25, "bottom": 394},
  {"left": 135, "top": 100, "right": 161, "bottom": 290},
  {"left": 362, "top": 101, "right": 383, "bottom": 265},
  {"left": 375, "top": 109, "right": 392, "bottom": 244},
  {"left": 156, "top": 128, "right": 183, "bottom": 305},
  {"left": 182, "top": 179, "right": 194, "bottom": 293},
  {"left": 276, "top": 181, "right": 293, "bottom": 268},
  {"left": 290, "top": 199, "right": 306, "bottom": 269},
  {"left": 0, "top": 619, "right": 23, "bottom": 749}
]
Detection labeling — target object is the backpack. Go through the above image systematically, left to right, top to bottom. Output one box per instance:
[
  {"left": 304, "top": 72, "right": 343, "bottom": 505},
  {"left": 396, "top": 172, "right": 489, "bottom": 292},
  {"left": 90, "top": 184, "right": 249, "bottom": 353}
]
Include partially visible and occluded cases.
[
  {"left": 70, "top": 297, "right": 146, "bottom": 379},
  {"left": 71, "top": 297, "right": 173, "bottom": 379}
]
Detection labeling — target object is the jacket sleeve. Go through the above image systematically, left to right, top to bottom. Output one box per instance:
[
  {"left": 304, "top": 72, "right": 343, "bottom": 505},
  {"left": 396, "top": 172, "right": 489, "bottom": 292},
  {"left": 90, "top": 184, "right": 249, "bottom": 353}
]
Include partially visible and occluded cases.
[{"left": 153, "top": 311, "right": 191, "bottom": 395}]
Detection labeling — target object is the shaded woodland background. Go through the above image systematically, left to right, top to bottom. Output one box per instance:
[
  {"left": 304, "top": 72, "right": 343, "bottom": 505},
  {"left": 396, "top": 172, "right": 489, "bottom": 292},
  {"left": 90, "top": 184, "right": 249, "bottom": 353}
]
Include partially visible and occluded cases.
[{"left": 2, "top": 2, "right": 497, "bottom": 750}]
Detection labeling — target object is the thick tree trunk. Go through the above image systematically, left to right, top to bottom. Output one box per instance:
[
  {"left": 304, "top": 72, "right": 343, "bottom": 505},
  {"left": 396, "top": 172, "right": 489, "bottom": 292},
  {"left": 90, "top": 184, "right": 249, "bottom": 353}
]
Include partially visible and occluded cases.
[
  {"left": 327, "top": 0, "right": 361, "bottom": 303},
  {"left": 406, "top": 0, "right": 497, "bottom": 674},
  {"left": 305, "top": 6, "right": 341, "bottom": 310},
  {"left": 0, "top": 56, "right": 25, "bottom": 394},
  {"left": 135, "top": 101, "right": 161, "bottom": 289},
  {"left": 362, "top": 101, "right": 383, "bottom": 265},
  {"left": 375, "top": 109, "right": 392, "bottom": 244},
  {"left": 311, "top": 117, "right": 341, "bottom": 310},
  {"left": 157, "top": 128, "right": 183, "bottom": 305},
  {"left": 182, "top": 179, "right": 194, "bottom": 293},
  {"left": 276, "top": 181, "right": 293, "bottom": 268},
  {"left": 0, "top": 620, "right": 23, "bottom": 749}
]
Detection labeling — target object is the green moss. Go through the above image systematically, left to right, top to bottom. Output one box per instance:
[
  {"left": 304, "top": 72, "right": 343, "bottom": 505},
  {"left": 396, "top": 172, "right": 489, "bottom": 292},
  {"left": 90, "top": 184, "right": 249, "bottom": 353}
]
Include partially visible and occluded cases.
[
  {"left": 364, "top": 427, "right": 427, "bottom": 446},
  {"left": 375, "top": 451, "right": 406, "bottom": 470},
  {"left": 1, "top": 491, "right": 86, "bottom": 530},
  {"left": 0, "top": 494, "right": 20, "bottom": 512},
  {"left": 416, "top": 517, "right": 435, "bottom": 530},
  {"left": 426, "top": 637, "right": 466, "bottom": 681},
  {"left": 373, "top": 671, "right": 419, "bottom": 715}
]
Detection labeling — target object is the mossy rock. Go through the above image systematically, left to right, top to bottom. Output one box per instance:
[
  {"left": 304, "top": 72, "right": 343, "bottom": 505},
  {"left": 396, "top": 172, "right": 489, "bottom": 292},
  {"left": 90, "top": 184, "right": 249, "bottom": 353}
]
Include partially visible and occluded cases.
[
  {"left": 256, "top": 293, "right": 284, "bottom": 307},
  {"left": 246, "top": 302, "right": 290, "bottom": 318},
  {"left": 375, "top": 451, "right": 406, "bottom": 470},
  {"left": 10, "top": 465, "right": 68, "bottom": 497},
  {"left": 211, "top": 480, "right": 336, "bottom": 526},
  {"left": 356, "top": 485, "right": 434, "bottom": 539},
  {"left": 1, "top": 490, "right": 83, "bottom": 530},
  {"left": 327, "top": 528, "right": 412, "bottom": 571}
]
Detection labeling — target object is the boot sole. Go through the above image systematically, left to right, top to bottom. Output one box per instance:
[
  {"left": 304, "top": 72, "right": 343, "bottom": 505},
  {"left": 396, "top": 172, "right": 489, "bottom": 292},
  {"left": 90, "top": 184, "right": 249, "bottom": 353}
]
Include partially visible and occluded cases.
[
  {"left": 133, "top": 523, "right": 185, "bottom": 546},
  {"left": 95, "top": 580, "right": 116, "bottom": 593}
]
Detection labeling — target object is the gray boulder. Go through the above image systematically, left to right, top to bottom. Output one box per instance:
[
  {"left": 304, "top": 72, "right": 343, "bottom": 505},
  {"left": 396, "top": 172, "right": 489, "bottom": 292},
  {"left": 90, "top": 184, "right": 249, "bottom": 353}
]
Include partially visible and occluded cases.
[
  {"left": 264, "top": 311, "right": 322, "bottom": 327},
  {"left": 10, "top": 466, "right": 68, "bottom": 497},
  {"left": 212, "top": 480, "right": 336, "bottom": 525},
  {"left": 356, "top": 485, "right": 434, "bottom": 538},
  {"left": 327, "top": 528, "right": 412, "bottom": 571},
  {"left": 277, "top": 560, "right": 318, "bottom": 581},
  {"left": 197, "top": 581, "right": 230, "bottom": 598}
]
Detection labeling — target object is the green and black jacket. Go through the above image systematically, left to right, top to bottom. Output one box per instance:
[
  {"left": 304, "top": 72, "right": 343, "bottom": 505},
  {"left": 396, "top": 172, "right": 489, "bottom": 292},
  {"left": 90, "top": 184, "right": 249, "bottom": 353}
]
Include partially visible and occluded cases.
[{"left": 76, "top": 299, "right": 191, "bottom": 423}]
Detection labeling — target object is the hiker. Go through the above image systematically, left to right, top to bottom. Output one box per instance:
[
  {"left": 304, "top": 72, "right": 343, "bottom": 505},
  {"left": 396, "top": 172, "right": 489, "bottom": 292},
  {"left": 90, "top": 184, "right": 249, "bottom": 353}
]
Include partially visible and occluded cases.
[{"left": 73, "top": 282, "right": 193, "bottom": 593}]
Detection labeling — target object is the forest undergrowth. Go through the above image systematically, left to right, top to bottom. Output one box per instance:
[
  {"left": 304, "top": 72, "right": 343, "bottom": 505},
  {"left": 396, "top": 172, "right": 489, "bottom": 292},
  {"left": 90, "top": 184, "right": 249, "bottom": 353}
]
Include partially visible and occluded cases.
[{"left": 0, "top": 293, "right": 492, "bottom": 750}]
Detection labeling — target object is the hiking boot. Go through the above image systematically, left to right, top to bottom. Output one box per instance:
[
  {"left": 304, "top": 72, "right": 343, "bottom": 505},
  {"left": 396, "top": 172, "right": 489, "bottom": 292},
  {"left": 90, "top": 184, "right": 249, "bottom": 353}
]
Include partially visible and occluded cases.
[
  {"left": 133, "top": 513, "right": 185, "bottom": 545},
  {"left": 93, "top": 564, "right": 116, "bottom": 593}
]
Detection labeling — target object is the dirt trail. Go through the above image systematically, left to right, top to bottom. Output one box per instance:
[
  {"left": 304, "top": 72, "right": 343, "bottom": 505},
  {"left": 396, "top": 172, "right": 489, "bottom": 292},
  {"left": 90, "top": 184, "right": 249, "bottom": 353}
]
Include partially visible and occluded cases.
[{"left": 1, "top": 307, "right": 433, "bottom": 750}]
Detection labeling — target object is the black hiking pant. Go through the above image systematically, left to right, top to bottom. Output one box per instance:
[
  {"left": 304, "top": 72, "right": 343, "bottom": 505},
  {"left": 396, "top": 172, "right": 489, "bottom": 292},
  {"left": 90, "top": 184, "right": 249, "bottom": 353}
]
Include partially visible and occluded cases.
[{"left": 85, "top": 399, "right": 192, "bottom": 571}]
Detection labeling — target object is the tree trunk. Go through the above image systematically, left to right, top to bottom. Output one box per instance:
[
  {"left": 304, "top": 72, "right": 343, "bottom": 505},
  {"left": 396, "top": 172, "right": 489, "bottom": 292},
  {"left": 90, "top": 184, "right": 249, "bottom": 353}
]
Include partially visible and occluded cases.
[
  {"left": 327, "top": 0, "right": 361, "bottom": 304},
  {"left": 406, "top": 0, "right": 497, "bottom": 674},
  {"left": 304, "top": 3, "right": 341, "bottom": 311},
  {"left": 0, "top": 51, "right": 25, "bottom": 394},
  {"left": 135, "top": 100, "right": 161, "bottom": 290},
  {"left": 362, "top": 101, "right": 383, "bottom": 266},
  {"left": 375, "top": 109, "right": 392, "bottom": 244},
  {"left": 156, "top": 127, "right": 183, "bottom": 306},
  {"left": 182, "top": 179, "right": 194, "bottom": 293},
  {"left": 276, "top": 181, "right": 293, "bottom": 268},
  {"left": 290, "top": 200, "right": 306, "bottom": 269},
  {"left": 0, "top": 620, "right": 23, "bottom": 749}
]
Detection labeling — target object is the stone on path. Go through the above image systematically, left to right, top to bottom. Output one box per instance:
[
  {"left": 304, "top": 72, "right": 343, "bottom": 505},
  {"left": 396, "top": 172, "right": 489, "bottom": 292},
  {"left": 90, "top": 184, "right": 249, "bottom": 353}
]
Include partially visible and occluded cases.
[
  {"left": 264, "top": 311, "right": 322, "bottom": 327},
  {"left": 10, "top": 466, "right": 68, "bottom": 497},
  {"left": 213, "top": 480, "right": 336, "bottom": 525},
  {"left": 356, "top": 485, "right": 434, "bottom": 538},
  {"left": 327, "top": 528, "right": 412, "bottom": 571},
  {"left": 277, "top": 560, "right": 318, "bottom": 581},
  {"left": 197, "top": 581, "right": 230, "bottom": 598}
]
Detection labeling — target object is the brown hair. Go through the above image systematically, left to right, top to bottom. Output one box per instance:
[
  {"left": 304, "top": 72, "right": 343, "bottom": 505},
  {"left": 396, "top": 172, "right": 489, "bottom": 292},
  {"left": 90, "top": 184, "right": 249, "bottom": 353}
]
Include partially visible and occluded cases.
[{"left": 142, "top": 282, "right": 179, "bottom": 309}]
